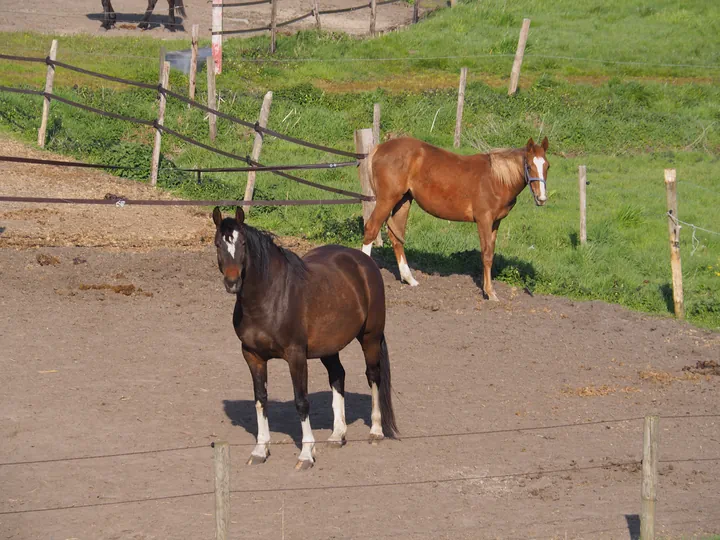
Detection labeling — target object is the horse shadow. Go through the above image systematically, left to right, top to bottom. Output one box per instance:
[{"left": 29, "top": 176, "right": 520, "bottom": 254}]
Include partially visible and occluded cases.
[
  {"left": 86, "top": 13, "right": 186, "bottom": 31},
  {"left": 373, "top": 245, "right": 537, "bottom": 293},
  {"left": 223, "top": 391, "right": 371, "bottom": 447}
]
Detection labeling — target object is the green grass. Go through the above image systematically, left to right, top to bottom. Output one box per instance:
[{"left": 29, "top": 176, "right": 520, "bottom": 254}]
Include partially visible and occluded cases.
[{"left": 0, "top": 0, "right": 719, "bottom": 328}]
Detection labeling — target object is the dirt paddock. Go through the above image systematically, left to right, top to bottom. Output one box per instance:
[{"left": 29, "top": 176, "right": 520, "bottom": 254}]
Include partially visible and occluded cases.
[{"left": 1, "top": 138, "right": 719, "bottom": 539}]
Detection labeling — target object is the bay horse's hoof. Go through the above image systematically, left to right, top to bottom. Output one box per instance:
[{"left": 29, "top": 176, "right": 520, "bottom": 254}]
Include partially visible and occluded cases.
[
  {"left": 327, "top": 438, "right": 346, "bottom": 449},
  {"left": 247, "top": 454, "right": 268, "bottom": 465},
  {"left": 295, "top": 459, "right": 314, "bottom": 471}
]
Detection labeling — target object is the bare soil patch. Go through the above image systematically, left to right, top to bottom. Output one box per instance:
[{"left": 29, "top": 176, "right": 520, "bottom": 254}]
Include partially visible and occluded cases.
[{"left": 1, "top": 137, "right": 719, "bottom": 539}]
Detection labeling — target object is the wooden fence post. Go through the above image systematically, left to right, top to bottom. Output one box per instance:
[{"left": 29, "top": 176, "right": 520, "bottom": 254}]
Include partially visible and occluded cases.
[
  {"left": 212, "top": 0, "right": 223, "bottom": 75},
  {"left": 270, "top": 0, "right": 278, "bottom": 53},
  {"left": 313, "top": 0, "right": 321, "bottom": 29},
  {"left": 370, "top": 0, "right": 377, "bottom": 35},
  {"left": 412, "top": 0, "right": 421, "bottom": 23},
  {"left": 450, "top": 0, "right": 456, "bottom": 6},
  {"left": 508, "top": 18, "right": 530, "bottom": 96},
  {"left": 189, "top": 24, "right": 199, "bottom": 100},
  {"left": 37, "top": 39, "right": 58, "bottom": 148},
  {"left": 158, "top": 46, "right": 166, "bottom": 85},
  {"left": 151, "top": 61, "right": 170, "bottom": 187},
  {"left": 207, "top": 64, "right": 218, "bottom": 142},
  {"left": 453, "top": 67, "right": 467, "bottom": 148},
  {"left": 244, "top": 91, "right": 274, "bottom": 208},
  {"left": 373, "top": 103, "right": 381, "bottom": 146},
  {"left": 355, "top": 128, "right": 382, "bottom": 246},
  {"left": 578, "top": 165, "right": 587, "bottom": 245},
  {"left": 664, "top": 169, "right": 684, "bottom": 319},
  {"left": 640, "top": 415, "right": 659, "bottom": 540},
  {"left": 212, "top": 441, "right": 230, "bottom": 540}
]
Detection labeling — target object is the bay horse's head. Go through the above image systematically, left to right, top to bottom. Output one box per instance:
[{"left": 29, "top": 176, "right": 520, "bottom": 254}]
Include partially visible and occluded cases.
[
  {"left": 524, "top": 137, "right": 550, "bottom": 206},
  {"left": 212, "top": 206, "right": 247, "bottom": 294}
]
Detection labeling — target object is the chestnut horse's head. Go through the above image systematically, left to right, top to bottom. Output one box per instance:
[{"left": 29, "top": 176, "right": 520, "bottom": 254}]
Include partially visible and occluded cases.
[
  {"left": 524, "top": 137, "right": 550, "bottom": 206},
  {"left": 212, "top": 206, "right": 247, "bottom": 294}
]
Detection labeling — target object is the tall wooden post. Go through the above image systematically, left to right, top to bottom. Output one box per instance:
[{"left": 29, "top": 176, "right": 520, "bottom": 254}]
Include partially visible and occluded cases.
[
  {"left": 212, "top": 0, "right": 223, "bottom": 74},
  {"left": 270, "top": 0, "right": 278, "bottom": 53},
  {"left": 312, "top": 0, "right": 321, "bottom": 29},
  {"left": 370, "top": 0, "right": 377, "bottom": 35},
  {"left": 412, "top": 0, "right": 420, "bottom": 23},
  {"left": 450, "top": 0, "right": 456, "bottom": 6},
  {"left": 508, "top": 18, "right": 530, "bottom": 96},
  {"left": 188, "top": 24, "right": 199, "bottom": 100},
  {"left": 37, "top": 39, "right": 58, "bottom": 148},
  {"left": 158, "top": 46, "right": 166, "bottom": 85},
  {"left": 151, "top": 61, "right": 170, "bottom": 187},
  {"left": 207, "top": 65, "right": 218, "bottom": 142},
  {"left": 454, "top": 67, "right": 467, "bottom": 148},
  {"left": 244, "top": 91, "right": 274, "bottom": 209},
  {"left": 373, "top": 103, "right": 381, "bottom": 146},
  {"left": 355, "top": 128, "right": 382, "bottom": 246},
  {"left": 578, "top": 165, "right": 587, "bottom": 245},
  {"left": 664, "top": 169, "right": 684, "bottom": 319},
  {"left": 640, "top": 415, "right": 659, "bottom": 540},
  {"left": 212, "top": 442, "right": 230, "bottom": 540}
]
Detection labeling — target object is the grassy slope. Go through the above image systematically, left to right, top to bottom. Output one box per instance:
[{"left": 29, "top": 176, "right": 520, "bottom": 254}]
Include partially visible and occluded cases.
[{"left": 0, "top": 0, "right": 719, "bottom": 328}]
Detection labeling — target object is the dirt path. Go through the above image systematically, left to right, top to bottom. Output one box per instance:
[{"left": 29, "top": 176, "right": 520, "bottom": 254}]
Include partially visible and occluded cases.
[{"left": 1, "top": 137, "right": 719, "bottom": 539}]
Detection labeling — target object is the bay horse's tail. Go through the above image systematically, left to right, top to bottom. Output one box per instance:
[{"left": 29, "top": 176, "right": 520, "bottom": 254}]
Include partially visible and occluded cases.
[
  {"left": 175, "top": 0, "right": 187, "bottom": 17},
  {"left": 368, "top": 145, "right": 406, "bottom": 244},
  {"left": 379, "top": 335, "right": 399, "bottom": 438}
]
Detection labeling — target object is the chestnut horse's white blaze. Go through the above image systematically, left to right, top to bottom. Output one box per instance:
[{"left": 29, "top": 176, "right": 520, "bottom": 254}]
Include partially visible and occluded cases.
[{"left": 532, "top": 156, "right": 547, "bottom": 202}]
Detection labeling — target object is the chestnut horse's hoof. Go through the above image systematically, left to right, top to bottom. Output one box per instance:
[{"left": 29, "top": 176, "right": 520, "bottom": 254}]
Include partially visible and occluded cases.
[
  {"left": 368, "top": 433, "right": 384, "bottom": 445},
  {"left": 327, "top": 438, "right": 346, "bottom": 449},
  {"left": 247, "top": 454, "right": 268, "bottom": 465},
  {"left": 295, "top": 459, "right": 314, "bottom": 471}
]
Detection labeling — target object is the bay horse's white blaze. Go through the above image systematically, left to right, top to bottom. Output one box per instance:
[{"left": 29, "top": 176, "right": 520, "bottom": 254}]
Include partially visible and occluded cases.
[
  {"left": 532, "top": 156, "right": 547, "bottom": 202},
  {"left": 225, "top": 230, "right": 239, "bottom": 258},
  {"left": 362, "top": 243, "right": 373, "bottom": 256},
  {"left": 398, "top": 255, "right": 419, "bottom": 287},
  {"left": 370, "top": 382, "right": 383, "bottom": 438},
  {"left": 329, "top": 387, "right": 347, "bottom": 442},
  {"left": 250, "top": 400, "right": 270, "bottom": 460},
  {"left": 298, "top": 417, "right": 316, "bottom": 464}
]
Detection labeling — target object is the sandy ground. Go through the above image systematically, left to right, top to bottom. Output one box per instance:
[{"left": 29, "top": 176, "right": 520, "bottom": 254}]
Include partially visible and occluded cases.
[
  {"left": 0, "top": 0, "right": 428, "bottom": 38},
  {"left": 1, "top": 137, "right": 720, "bottom": 539}
]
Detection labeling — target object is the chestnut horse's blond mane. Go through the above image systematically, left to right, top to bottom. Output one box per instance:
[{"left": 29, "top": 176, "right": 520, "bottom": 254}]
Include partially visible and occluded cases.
[{"left": 488, "top": 148, "right": 524, "bottom": 187}]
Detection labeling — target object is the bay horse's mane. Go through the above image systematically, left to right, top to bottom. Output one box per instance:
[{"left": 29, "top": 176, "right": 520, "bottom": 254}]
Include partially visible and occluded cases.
[
  {"left": 487, "top": 148, "right": 525, "bottom": 187},
  {"left": 241, "top": 223, "right": 308, "bottom": 282}
]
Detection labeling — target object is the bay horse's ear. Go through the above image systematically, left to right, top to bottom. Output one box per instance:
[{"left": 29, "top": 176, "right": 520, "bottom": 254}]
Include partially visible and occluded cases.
[
  {"left": 541, "top": 136, "right": 549, "bottom": 151},
  {"left": 526, "top": 138, "right": 535, "bottom": 151},
  {"left": 212, "top": 206, "right": 222, "bottom": 227},
  {"left": 235, "top": 207, "right": 245, "bottom": 227}
]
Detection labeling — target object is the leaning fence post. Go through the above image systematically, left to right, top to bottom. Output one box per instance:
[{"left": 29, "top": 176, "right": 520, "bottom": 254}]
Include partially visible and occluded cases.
[
  {"left": 212, "top": 0, "right": 223, "bottom": 75},
  {"left": 270, "top": 0, "right": 278, "bottom": 53},
  {"left": 312, "top": 0, "right": 321, "bottom": 29},
  {"left": 370, "top": 0, "right": 377, "bottom": 35},
  {"left": 412, "top": 0, "right": 421, "bottom": 23},
  {"left": 508, "top": 18, "right": 530, "bottom": 96},
  {"left": 189, "top": 24, "right": 200, "bottom": 100},
  {"left": 37, "top": 39, "right": 58, "bottom": 148},
  {"left": 158, "top": 46, "right": 166, "bottom": 85},
  {"left": 151, "top": 61, "right": 170, "bottom": 187},
  {"left": 207, "top": 63, "right": 218, "bottom": 142},
  {"left": 453, "top": 67, "right": 467, "bottom": 148},
  {"left": 244, "top": 91, "right": 274, "bottom": 209},
  {"left": 372, "top": 103, "right": 381, "bottom": 146},
  {"left": 355, "top": 128, "right": 382, "bottom": 247},
  {"left": 578, "top": 165, "right": 587, "bottom": 245},
  {"left": 664, "top": 169, "right": 684, "bottom": 319},
  {"left": 641, "top": 415, "right": 659, "bottom": 540},
  {"left": 212, "top": 441, "right": 230, "bottom": 540}
]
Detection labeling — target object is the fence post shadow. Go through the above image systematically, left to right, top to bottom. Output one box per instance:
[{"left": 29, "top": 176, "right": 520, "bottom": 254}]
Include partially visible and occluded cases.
[{"left": 624, "top": 514, "right": 640, "bottom": 540}]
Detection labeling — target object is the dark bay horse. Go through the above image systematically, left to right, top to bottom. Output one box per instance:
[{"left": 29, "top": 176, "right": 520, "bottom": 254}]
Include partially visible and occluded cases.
[
  {"left": 100, "top": 0, "right": 186, "bottom": 30},
  {"left": 361, "top": 137, "right": 550, "bottom": 301},
  {"left": 213, "top": 207, "right": 398, "bottom": 470}
]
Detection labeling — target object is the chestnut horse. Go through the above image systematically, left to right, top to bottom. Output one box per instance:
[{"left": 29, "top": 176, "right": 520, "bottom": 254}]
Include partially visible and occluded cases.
[
  {"left": 100, "top": 0, "right": 186, "bottom": 30},
  {"left": 361, "top": 137, "right": 550, "bottom": 301},
  {"left": 213, "top": 207, "right": 398, "bottom": 470}
]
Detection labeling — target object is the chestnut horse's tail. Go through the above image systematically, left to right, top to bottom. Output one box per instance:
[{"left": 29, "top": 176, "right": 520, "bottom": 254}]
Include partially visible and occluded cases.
[
  {"left": 175, "top": 0, "right": 187, "bottom": 17},
  {"left": 368, "top": 146, "right": 406, "bottom": 244},
  {"left": 379, "top": 335, "right": 399, "bottom": 438}
]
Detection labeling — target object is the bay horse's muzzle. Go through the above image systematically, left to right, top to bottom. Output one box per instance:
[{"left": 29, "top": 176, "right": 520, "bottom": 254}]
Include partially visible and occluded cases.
[{"left": 223, "top": 264, "right": 242, "bottom": 294}]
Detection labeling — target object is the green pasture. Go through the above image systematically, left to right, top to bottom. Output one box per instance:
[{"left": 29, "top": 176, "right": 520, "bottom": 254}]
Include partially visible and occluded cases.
[{"left": 0, "top": 0, "right": 718, "bottom": 328}]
